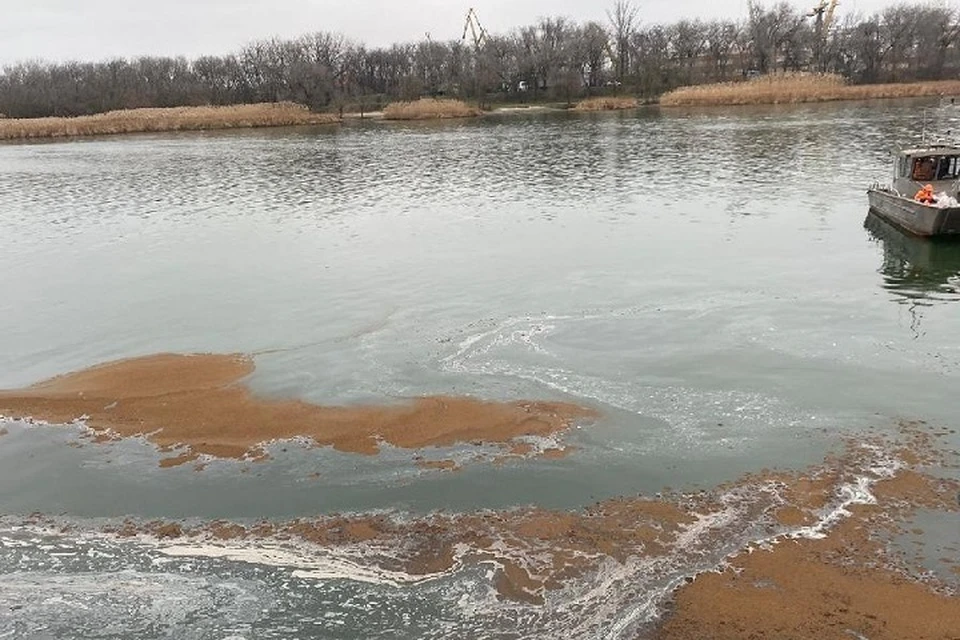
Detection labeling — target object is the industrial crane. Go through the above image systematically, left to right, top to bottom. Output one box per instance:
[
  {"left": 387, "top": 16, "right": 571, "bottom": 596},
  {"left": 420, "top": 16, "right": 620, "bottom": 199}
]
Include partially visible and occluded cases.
[
  {"left": 807, "top": 0, "right": 840, "bottom": 34},
  {"left": 807, "top": 0, "right": 839, "bottom": 70},
  {"left": 461, "top": 7, "right": 488, "bottom": 50}
]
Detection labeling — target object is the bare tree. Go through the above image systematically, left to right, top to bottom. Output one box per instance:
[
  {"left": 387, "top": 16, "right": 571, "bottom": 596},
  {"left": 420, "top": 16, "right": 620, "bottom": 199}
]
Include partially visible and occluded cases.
[
  {"left": 607, "top": 0, "right": 639, "bottom": 85},
  {"left": 0, "top": 1, "right": 957, "bottom": 118},
  {"left": 747, "top": 1, "right": 806, "bottom": 73},
  {"left": 913, "top": 4, "right": 960, "bottom": 80},
  {"left": 880, "top": 5, "right": 916, "bottom": 82},
  {"left": 850, "top": 15, "right": 885, "bottom": 83},
  {"left": 670, "top": 20, "right": 708, "bottom": 85},
  {"left": 705, "top": 20, "right": 743, "bottom": 81},
  {"left": 576, "top": 22, "right": 612, "bottom": 90},
  {"left": 631, "top": 25, "right": 672, "bottom": 96}
]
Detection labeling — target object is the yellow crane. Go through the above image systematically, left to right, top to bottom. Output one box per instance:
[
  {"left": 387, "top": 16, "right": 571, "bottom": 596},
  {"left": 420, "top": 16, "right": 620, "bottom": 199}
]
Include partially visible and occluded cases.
[
  {"left": 807, "top": 0, "right": 840, "bottom": 33},
  {"left": 807, "top": 0, "right": 839, "bottom": 70},
  {"left": 823, "top": 0, "right": 839, "bottom": 30},
  {"left": 461, "top": 7, "right": 488, "bottom": 50}
]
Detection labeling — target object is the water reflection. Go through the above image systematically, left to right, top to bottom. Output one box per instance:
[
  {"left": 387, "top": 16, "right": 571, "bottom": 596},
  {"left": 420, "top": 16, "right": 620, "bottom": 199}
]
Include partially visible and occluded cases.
[{"left": 864, "top": 211, "right": 960, "bottom": 305}]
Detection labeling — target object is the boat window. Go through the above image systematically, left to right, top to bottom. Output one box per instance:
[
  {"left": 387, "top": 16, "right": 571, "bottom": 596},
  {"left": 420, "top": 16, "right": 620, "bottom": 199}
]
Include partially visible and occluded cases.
[
  {"left": 911, "top": 156, "right": 937, "bottom": 181},
  {"left": 936, "top": 156, "right": 959, "bottom": 180}
]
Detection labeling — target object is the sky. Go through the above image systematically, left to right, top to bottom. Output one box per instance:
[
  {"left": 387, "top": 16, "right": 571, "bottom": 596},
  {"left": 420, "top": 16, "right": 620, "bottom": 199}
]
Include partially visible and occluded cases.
[{"left": 0, "top": 0, "right": 923, "bottom": 65}]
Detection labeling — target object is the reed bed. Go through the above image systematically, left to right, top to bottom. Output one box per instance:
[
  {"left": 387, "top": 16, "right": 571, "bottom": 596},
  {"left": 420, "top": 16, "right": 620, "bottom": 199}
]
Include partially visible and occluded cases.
[
  {"left": 660, "top": 73, "right": 960, "bottom": 107},
  {"left": 573, "top": 96, "right": 639, "bottom": 111},
  {"left": 382, "top": 98, "right": 481, "bottom": 120},
  {"left": 0, "top": 102, "right": 339, "bottom": 140}
]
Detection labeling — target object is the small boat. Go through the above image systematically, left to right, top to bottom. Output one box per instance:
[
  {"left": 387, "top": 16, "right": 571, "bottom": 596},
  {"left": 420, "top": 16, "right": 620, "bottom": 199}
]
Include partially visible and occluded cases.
[{"left": 867, "top": 143, "right": 960, "bottom": 237}]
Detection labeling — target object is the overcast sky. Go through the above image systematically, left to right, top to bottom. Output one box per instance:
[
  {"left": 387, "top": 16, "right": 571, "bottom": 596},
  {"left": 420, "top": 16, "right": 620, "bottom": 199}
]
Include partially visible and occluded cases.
[{"left": 0, "top": 0, "right": 913, "bottom": 65}]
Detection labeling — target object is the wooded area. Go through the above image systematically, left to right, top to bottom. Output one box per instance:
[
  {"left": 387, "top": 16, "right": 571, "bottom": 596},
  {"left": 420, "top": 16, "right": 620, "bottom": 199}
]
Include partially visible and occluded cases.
[{"left": 1, "top": 1, "right": 957, "bottom": 118}]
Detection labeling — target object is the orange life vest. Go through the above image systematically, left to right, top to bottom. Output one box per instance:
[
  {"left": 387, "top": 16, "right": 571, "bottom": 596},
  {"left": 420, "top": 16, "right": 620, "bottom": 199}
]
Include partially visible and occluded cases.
[{"left": 915, "top": 185, "right": 935, "bottom": 204}]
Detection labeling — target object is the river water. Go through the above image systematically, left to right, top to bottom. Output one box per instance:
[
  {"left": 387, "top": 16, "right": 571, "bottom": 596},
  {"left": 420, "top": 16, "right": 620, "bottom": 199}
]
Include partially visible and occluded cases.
[{"left": 1, "top": 101, "right": 959, "bottom": 638}]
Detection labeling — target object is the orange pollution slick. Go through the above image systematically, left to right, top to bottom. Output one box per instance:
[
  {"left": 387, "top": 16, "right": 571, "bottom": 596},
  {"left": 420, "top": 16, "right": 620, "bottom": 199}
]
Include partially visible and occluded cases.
[
  {"left": 0, "top": 353, "right": 595, "bottom": 465},
  {"left": 74, "top": 424, "right": 960, "bottom": 636}
]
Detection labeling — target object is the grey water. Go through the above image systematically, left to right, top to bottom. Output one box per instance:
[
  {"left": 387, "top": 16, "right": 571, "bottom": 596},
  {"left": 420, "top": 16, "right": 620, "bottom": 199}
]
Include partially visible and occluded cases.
[{"left": 1, "top": 101, "right": 959, "bottom": 638}]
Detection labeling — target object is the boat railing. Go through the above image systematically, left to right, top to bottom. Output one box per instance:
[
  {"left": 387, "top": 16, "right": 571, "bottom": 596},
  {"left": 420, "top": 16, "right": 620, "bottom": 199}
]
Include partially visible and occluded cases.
[{"left": 871, "top": 181, "right": 902, "bottom": 197}]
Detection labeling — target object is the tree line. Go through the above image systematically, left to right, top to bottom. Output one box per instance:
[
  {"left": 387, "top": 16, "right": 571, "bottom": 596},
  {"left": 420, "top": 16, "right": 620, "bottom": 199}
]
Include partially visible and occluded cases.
[{"left": 1, "top": 1, "right": 958, "bottom": 118}]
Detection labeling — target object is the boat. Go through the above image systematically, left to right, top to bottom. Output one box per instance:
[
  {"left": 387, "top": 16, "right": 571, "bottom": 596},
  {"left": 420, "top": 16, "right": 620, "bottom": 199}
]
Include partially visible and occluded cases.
[{"left": 867, "top": 142, "right": 960, "bottom": 237}]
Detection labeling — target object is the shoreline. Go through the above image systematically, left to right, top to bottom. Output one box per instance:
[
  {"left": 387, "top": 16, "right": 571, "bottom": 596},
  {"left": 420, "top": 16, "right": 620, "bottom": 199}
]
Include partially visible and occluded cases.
[
  {"left": 660, "top": 76, "right": 960, "bottom": 108},
  {"left": 2, "top": 81, "right": 955, "bottom": 142},
  {"left": 0, "top": 102, "right": 340, "bottom": 141}
]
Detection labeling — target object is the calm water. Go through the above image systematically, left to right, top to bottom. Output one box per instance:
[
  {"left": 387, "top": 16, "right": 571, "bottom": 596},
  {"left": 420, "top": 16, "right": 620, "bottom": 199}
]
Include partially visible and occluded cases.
[{"left": 1, "top": 101, "right": 960, "bottom": 638}]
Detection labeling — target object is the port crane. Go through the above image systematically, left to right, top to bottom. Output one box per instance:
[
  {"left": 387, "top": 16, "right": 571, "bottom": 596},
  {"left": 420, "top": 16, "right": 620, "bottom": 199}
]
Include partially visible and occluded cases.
[
  {"left": 807, "top": 0, "right": 839, "bottom": 70},
  {"left": 807, "top": 0, "right": 839, "bottom": 34},
  {"left": 461, "top": 7, "right": 488, "bottom": 50}
]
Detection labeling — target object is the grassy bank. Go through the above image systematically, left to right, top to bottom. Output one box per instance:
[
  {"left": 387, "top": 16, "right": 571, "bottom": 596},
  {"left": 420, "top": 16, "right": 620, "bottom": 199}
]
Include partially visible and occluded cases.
[
  {"left": 660, "top": 73, "right": 960, "bottom": 107},
  {"left": 572, "top": 96, "right": 639, "bottom": 111},
  {"left": 382, "top": 98, "right": 481, "bottom": 120},
  {"left": 0, "top": 102, "right": 339, "bottom": 140}
]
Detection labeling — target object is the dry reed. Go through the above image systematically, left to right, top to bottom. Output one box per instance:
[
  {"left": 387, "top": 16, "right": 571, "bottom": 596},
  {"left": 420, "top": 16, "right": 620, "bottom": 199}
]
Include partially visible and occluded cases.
[
  {"left": 660, "top": 73, "right": 960, "bottom": 107},
  {"left": 573, "top": 96, "right": 639, "bottom": 111},
  {"left": 382, "top": 98, "right": 481, "bottom": 120},
  {"left": 0, "top": 102, "right": 339, "bottom": 140}
]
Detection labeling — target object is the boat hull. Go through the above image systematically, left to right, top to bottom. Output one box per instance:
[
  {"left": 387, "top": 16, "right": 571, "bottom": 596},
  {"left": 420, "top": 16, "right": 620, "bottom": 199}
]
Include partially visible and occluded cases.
[{"left": 867, "top": 189, "right": 960, "bottom": 237}]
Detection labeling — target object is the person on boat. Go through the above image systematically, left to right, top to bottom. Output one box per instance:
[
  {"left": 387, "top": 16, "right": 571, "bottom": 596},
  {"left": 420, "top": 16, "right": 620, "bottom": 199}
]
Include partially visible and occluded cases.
[{"left": 914, "top": 183, "right": 936, "bottom": 204}]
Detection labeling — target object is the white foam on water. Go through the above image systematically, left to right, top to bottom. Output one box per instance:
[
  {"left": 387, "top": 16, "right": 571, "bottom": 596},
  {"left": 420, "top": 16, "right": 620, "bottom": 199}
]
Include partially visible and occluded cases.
[
  {"left": 442, "top": 311, "right": 622, "bottom": 376},
  {"left": 437, "top": 312, "right": 813, "bottom": 448},
  {"left": 0, "top": 413, "right": 123, "bottom": 444},
  {"left": 1, "top": 414, "right": 70, "bottom": 429},
  {"left": 510, "top": 432, "right": 567, "bottom": 455},
  {"left": 787, "top": 444, "right": 900, "bottom": 541},
  {"left": 432, "top": 483, "right": 777, "bottom": 639},
  {"left": 634, "top": 506, "right": 750, "bottom": 621},
  {"left": 158, "top": 540, "right": 455, "bottom": 588},
  {"left": 0, "top": 568, "right": 264, "bottom": 638}
]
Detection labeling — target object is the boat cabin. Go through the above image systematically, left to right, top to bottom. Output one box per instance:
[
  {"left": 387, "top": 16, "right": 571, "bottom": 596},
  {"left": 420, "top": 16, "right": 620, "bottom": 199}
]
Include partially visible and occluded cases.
[{"left": 893, "top": 145, "right": 960, "bottom": 197}]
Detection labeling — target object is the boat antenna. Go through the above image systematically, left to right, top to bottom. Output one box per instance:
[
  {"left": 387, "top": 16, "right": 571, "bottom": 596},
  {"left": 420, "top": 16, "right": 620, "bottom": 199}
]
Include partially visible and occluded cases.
[{"left": 921, "top": 107, "right": 928, "bottom": 144}]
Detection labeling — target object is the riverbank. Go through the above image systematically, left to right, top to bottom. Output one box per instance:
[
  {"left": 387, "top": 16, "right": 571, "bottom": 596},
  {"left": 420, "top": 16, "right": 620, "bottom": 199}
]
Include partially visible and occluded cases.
[
  {"left": 660, "top": 73, "right": 960, "bottom": 107},
  {"left": 4, "top": 83, "right": 955, "bottom": 141},
  {"left": 0, "top": 102, "right": 339, "bottom": 140}
]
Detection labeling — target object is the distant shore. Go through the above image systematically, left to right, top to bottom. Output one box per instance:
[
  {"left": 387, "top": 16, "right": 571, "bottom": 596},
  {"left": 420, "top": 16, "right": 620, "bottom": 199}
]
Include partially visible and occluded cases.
[
  {"left": 660, "top": 74, "right": 960, "bottom": 107},
  {"left": 3, "top": 79, "right": 958, "bottom": 141},
  {"left": 0, "top": 102, "right": 339, "bottom": 140}
]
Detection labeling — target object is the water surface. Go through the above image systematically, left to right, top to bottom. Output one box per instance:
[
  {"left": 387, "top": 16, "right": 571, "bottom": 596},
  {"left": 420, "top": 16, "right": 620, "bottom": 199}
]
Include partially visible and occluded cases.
[{"left": 1, "top": 101, "right": 959, "bottom": 638}]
